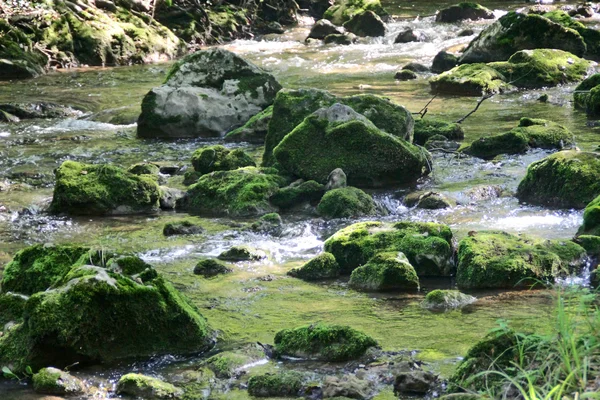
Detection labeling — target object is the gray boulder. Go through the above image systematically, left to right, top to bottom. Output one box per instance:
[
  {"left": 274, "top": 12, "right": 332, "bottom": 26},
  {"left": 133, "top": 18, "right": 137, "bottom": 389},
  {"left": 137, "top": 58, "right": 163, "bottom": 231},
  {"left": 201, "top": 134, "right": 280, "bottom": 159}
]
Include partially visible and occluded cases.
[{"left": 308, "top": 19, "right": 344, "bottom": 40}]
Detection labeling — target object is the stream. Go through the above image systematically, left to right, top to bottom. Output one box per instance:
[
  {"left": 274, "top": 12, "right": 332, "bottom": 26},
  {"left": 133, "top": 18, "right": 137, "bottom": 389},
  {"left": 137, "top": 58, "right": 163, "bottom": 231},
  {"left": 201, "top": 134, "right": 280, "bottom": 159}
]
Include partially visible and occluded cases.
[{"left": 1, "top": 0, "right": 599, "bottom": 398}]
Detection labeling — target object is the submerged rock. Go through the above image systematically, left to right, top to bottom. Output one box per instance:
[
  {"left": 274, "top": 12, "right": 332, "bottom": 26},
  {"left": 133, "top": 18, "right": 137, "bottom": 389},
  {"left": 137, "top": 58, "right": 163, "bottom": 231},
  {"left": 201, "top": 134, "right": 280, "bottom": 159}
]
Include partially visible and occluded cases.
[
  {"left": 323, "top": 0, "right": 388, "bottom": 25},
  {"left": 436, "top": 3, "right": 494, "bottom": 23},
  {"left": 343, "top": 10, "right": 386, "bottom": 37},
  {"left": 459, "top": 12, "right": 586, "bottom": 63},
  {"left": 308, "top": 19, "right": 344, "bottom": 40},
  {"left": 137, "top": 49, "right": 281, "bottom": 139},
  {"left": 431, "top": 51, "right": 459, "bottom": 73},
  {"left": 395, "top": 69, "right": 418, "bottom": 80},
  {"left": 273, "top": 103, "right": 430, "bottom": 187},
  {"left": 225, "top": 106, "right": 273, "bottom": 144},
  {"left": 413, "top": 118, "right": 464, "bottom": 145},
  {"left": 191, "top": 145, "right": 255, "bottom": 175},
  {"left": 516, "top": 151, "right": 600, "bottom": 208},
  {"left": 49, "top": 161, "right": 161, "bottom": 216},
  {"left": 317, "top": 186, "right": 378, "bottom": 218},
  {"left": 163, "top": 220, "right": 205, "bottom": 236},
  {"left": 456, "top": 230, "right": 587, "bottom": 289},
  {"left": 218, "top": 245, "right": 267, "bottom": 262},
  {"left": 287, "top": 252, "right": 341, "bottom": 280},
  {"left": 349, "top": 252, "right": 420, "bottom": 291},
  {"left": 193, "top": 259, "right": 232, "bottom": 278},
  {"left": 422, "top": 289, "right": 476, "bottom": 310},
  {"left": 273, "top": 323, "right": 378, "bottom": 361},
  {"left": 32, "top": 367, "right": 86, "bottom": 396},
  {"left": 248, "top": 372, "right": 303, "bottom": 397},
  {"left": 116, "top": 373, "right": 183, "bottom": 399}
]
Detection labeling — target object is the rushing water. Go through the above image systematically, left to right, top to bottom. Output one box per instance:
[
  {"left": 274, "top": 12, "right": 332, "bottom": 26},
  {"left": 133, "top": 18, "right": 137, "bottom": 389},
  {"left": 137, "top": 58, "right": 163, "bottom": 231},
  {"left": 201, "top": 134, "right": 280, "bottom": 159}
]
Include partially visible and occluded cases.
[{"left": 1, "top": 0, "right": 599, "bottom": 398}]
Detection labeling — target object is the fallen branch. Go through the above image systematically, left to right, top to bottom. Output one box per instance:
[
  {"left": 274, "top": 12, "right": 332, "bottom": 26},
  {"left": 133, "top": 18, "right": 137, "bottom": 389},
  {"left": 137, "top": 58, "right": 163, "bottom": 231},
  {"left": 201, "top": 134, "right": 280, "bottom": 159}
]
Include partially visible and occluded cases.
[
  {"left": 455, "top": 93, "right": 495, "bottom": 124},
  {"left": 411, "top": 94, "right": 437, "bottom": 118}
]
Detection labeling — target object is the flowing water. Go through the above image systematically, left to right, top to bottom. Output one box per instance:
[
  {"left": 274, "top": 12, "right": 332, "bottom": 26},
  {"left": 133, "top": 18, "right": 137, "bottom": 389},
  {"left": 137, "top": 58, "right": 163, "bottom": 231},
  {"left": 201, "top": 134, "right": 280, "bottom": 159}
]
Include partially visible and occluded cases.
[{"left": 1, "top": 0, "right": 599, "bottom": 398}]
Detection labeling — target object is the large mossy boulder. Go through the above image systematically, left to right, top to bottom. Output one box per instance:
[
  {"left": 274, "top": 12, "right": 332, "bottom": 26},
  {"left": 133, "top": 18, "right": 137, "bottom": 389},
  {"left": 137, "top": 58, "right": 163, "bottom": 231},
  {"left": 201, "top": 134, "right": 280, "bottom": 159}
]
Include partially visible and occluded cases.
[
  {"left": 323, "top": 0, "right": 388, "bottom": 26},
  {"left": 436, "top": 3, "right": 494, "bottom": 23},
  {"left": 342, "top": 10, "right": 385, "bottom": 37},
  {"left": 543, "top": 10, "right": 600, "bottom": 59},
  {"left": 459, "top": 12, "right": 586, "bottom": 63},
  {"left": 0, "top": 20, "right": 46, "bottom": 80},
  {"left": 137, "top": 49, "right": 281, "bottom": 139},
  {"left": 430, "top": 64, "right": 513, "bottom": 96},
  {"left": 574, "top": 74, "right": 600, "bottom": 116},
  {"left": 262, "top": 89, "right": 414, "bottom": 167},
  {"left": 273, "top": 104, "right": 430, "bottom": 187},
  {"left": 413, "top": 119, "right": 464, "bottom": 146},
  {"left": 464, "top": 130, "right": 528, "bottom": 159},
  {"left": 191, "top": 145, "right": 255, "bottom": 175},
  {"left": 516, "top": 151, "right": 600, "bottom": 209},
  {"left": 49, "top": 161, "right": 161, "bottom": 215},
  {"left": 177, "top": 167, "right": 286, "bottom": 217},
  {"left": 317, "top": 187, "right": 378, "bottom": 218},
  {"left": 324, "top": 221, "right": 454, "bottom": 276},
  {"left": 456, "top": 231, "right": 587, "bottom": 289},
  {"left": 287, "top": 252, "right": 341, "bottom": 280},
  {"left": 349, "top": 252, "right": 419, "bottom": 291},
  {"left": 0, "top": 253, "right": 212, "bottom": 373},
  {"left": 273, "top": 324, "right": 378, "bottom": 361},
  {"left": 116, "top": 373, "right": 183, "bottom": 399}
]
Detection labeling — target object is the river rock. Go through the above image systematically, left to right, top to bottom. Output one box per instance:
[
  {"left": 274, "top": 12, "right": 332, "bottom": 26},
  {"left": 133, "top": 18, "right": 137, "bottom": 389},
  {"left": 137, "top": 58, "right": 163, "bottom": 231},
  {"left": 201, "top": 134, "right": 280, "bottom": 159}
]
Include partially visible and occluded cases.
[
  {"left": 297, "top": 0, "right": 334, "bottom": 19},
  {"left": 323, "top": 0, "right": 388, "bottom": 25},
  {"left": 436, "top": 3, "right": 494, "bottom": 23},
  {"left": 343, "top": 10, "right": 385, "bottom": 37},
  {"left": 543, "top": 10, "right": 600, "bottom": 58},
  {"left": 459, "top": 12, "right": 586, "bottom": 63},
  {"left": 308, "top": 19, "right": 344, "bottom": 40},
  {"left": 0, "top": 20, "right": 47, "bottom": 80},
  {"left": 395, "top": 28, "right": 424, "bottom": 43},
  {"left": 323, "top": 32, "right": 358, "bottom": 45},
  {"left": 137, "top": 49, "right": 281, "bottom": 139},
  {"left": 431, "top": 51, "right": 459, "bottom": 73},
  {"left": 403, "top": 62, "right": 430, "bottom": 72},
  {"left": 430, "top": 63, "right": 514, "bottom": 96},
  {"left": 395, "top": 69, "right": 418, "bottom": 80},
  {"left": 574, "top": 73, "right": 600, "bottom": 116},
  {"left": 262, "top": 89, "right": 415, "bottom": 166},
  {"left": 0, "top": 103, "right": 81, "bottom": 119},
  {"left": 273, "top": 103, "right": 429, "bottom": 187},
  {"left": 224, "top": 105, "right": 273, "bottom": 143},
  {"left": 414, "top": 118, "right": 464, "bottom": 145},
  {"left": 464, "top": 130, "right": 529, "bottom": 159},
  {"left": 191, "top": 145, "right": 255, "bottom": 175},
  {"left": 516, "top": 150, "right": 600, "bottom": 208},
  {"left": 49, "top": 161, "right": 161, "bottom": 216},
  {"left": 128, "top": 162, "right": 160, "bottom": 176},
  {"left": 177, "top": 167, "right": 285, "bottom": 217},
  {"left": 325, "top": 168, "right": 347, "bottom": 190},
  {"left": 270, "top": 180, "right": 326, "bottom": 209},
  {"left": 317, "top": 186, "right": 378, "bottom": 218},
  {"left": 159, "top": 187, "right": 184, "bottom": 210},
  {"left": 405, "top": 191, "right": 456, "bottom": 209},
  {"left": 579, "top": 195, "right": 600, "bottom": 236},
  {"left": 249, "top": 213, "right": 283, "bottom": 235},
  {"left": 163, "top": 220, "right": 205, "bottom": 236},
  {"left": 324, "top": 221, "right": 455, "bottom": 275},
  {"left": 456, "top": 230, "right": 587, "bottom": 289},
  {"left": 218, "top": 245, "right": 268, "bottom": 262},
  {"left": 0, "top": 251, "right": 212, "bottom": 373},
  {"left": 349, "top": 251, "right": 420, "bottom": 291},
  {"left": 287, "top": 252, "right": 341, "bottom": 280},
  {"left": 193, "top": 259, "right": 233, "bottom": 278},
  {"left": 422, "top": 289, "right": 476, "bottom": 310},
  {"left": 273, "top": 323, "right": 378, "bottom": 361},
  {"left": 204, "top": 347, "right": 263, "bottom": 378},
  {"left": 32, "top": 368, "right": 86, "bottom": 396},
  {"left": 394, "top": 370, "right": 437, "bottom": 394},
  {"left": 248, "top": 372, "right": 303, "bottom": 397},
  {"left": 116, "top": 374, "right": 183, "bottom": 399},
  {"left": 322, "top": 375, "right": 372, "bottom": 398}
]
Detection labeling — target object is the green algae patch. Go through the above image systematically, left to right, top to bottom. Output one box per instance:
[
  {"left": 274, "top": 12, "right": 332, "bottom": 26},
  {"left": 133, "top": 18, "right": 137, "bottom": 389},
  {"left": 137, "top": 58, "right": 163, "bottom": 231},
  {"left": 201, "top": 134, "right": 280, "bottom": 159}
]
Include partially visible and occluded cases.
[
  {"left": 323, "top": 0, "right": 388, "bottom": 26},
  {"left": 430, "top": 63, "right": 512, "bottom": 96},
  {"left": 413, "top": 119, "right": 464, "bottom": 146},
  {"left": 191, "top": 145, "right": 255, "bottom": 175},
  {"left": 516, "top": 150, "right": 600, "bottom": 209},
  {"left": 50, "top": 160, "right": 161, "bottom": 216},
  {"left": 178, "top": 167, "right": 286, "bottom": 217},
  {"left": 317, "top": 187, "right": 378, "bottom": 218},
  {"left": 324, "top": 221, "right": 454, "bottom": 276},
  {"left": 456, "top": 231, "right": 587, "bottom": 289},
  {"left": 287, "top": 252, "right": 341, "bottom": 281},
  {"left": 349, "top": 252, "right": 419, "bottom": 291},
  {"left": 273, "top": 323, "right": 378, "bottom": 361},
  {"left": 248, "top": 371, "right": 303, "bottom": 397},
  {"left": 117, "top": 373, "right": 184, "bottom": 399}
]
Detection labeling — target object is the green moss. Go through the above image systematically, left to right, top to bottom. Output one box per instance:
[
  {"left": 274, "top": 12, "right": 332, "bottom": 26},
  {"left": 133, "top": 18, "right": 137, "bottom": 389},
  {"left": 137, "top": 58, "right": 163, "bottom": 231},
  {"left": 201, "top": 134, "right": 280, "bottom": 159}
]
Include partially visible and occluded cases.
[
  {"left": 323, "top": 0, "right": 388, "bottom": 25},
  {"left": 342, "top": 10, "right": 385, "bottom": 37},
  {"left": 543, "top": 10, "right": 585, "bottom": 30},
  {"left": 0, "top": 20, "right": 46, "bottom": 79},
  {"left": 430, "top": 63, "right": 512, "bottom": 96},
  {"left": 574, "top": 74, "right": 600, "bottom": 116},
  {"left": 225, "top": 106, "right": 273, "bottom": 143},
  {"left": 516, "top": 117, "right": 574, "bottom": 149},
  {"left": 414, "top": 119, "right": 464, "bottom": 146},
  {"left": 464, "top": 129, "right": 528, "bottom": 159},
  {"left": 191, "top": 145, "right": 255, "bottom": 175},
  {"left": 516, "top": 151, "right": 600, "bottom": 209},
  {"left": 49, "top": 160, "right": 161, "bottom": 215},
  {"left": 127, "top": 162, "right": 160, "bottom": 176},
  {"left": 178, "top": 167, "right": 286, "bottom": 217},
  {"left": 269, "top": 180, "right": 325, "bottom": 209},
  {"left": 317, "top": 187, "right": 378, "bottom": 218},
  {"left": 579, "top": 195, "right": 600, "bottom": 236},
  {"left": 250, "top": 213, "right": 283, "bottom": 235},
  {"left": 163, "top": 220, "right": 205, "bottom": 236},
  {"left": 324, "top": 221, "right": 454, "bottom": 275},
  {"left": 456, "top": 231, "right": 586, "bottom": 289},
  {"left": 574, "top": 235, "right": 600, "bottom": 257},
  {"left": 1, "top": 244, "right": 91, "bottom": 295},
  {"left": 218, "top": 245, "right": 267, "bottom": 262},
  {"left": 287, "top": 252, "right": 341, "bottom": 281},
  {"left": 349, "top": 252, "right": 419, "bottom": 291},
  {"left": 107, "top": 255, "right": 153, "bottom": 276},
  {"left": 193, "top": 259, "right": 232, "bottom": 278},
  {"left": 422, "top": 290, "right": 476, "bottom": 310},
  {"left": 0, "top": 292, "right": 28, "bottom": 326},
  {"left": 273, "top": 323, "right": 378, "bottom": 361},
  {"left": 205, "top": 351, "right": 252, "bottom": 378},
  {"left": 32, "top": 367, "right": 84, "bottom": 396},
  {"left": 247, "top": 372, "right": 303, "bottom": 397},
  {"left": 116, "top": 373, "right": 183, "bottom": 399}
]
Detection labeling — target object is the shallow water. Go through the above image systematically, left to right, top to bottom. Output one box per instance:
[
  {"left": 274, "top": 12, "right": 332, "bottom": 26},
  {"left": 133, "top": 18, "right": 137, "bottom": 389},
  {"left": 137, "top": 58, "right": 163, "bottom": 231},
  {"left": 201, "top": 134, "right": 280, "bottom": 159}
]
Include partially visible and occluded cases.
[{"left": 1, "top": 0, "right": 598, "bottom": 398}]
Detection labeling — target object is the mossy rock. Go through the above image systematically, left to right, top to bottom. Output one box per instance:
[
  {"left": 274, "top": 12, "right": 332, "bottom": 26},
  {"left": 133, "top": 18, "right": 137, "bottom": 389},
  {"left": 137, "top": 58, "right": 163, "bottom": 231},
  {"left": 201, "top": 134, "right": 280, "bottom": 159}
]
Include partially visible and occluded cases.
[
  {"left": 323, "top": 0, "right": 388, "bottom": 26},
  {"left": 436, "top": 3, "right": 494, "bottom": 23},
  {"left": 342, "top": 10, "right": 385, "bottom": 37},
  {"left": 543, "top": 10, "right": 600, "bottom": 58},
  {"left": 459, "top": 12, "right": 586, "bottom": 63},
  {"left": 0, "top": 20, "right": 46, "bottom": 79},
  {"left": 488, "top": 49, "right": 590, "bottom": 89},
  {"left": 431, "top": 51, "right": 458, "bottom": 73},
  {"left": 430, "top": 63, "right": 513, "bottom": 96},
  {"left": 394, "top": 69, "right": 418, "bottom": 81},
  {"left": 574, "top": 73, "right": 600, "bottom": 116},
  {"left": 262, "top": 89, "right": 414, "bottom": 167},
  {"left": 273, "top": 103, "right": 429, "bottom": 187},
  {"left": 224, "top": 105, "right": 273, "bottom": 143},
  {"left": 517, "top": 117, "right": 574, "bottom": 149},
  {"left": 413, "top": 119, "right": 464, "bottom": 145},
  {"left": 464, "top": 129, "right": 529, "bottom": 159},
  {"left": 191, "top": 145, "right": 255, "bottom": 175},
  {"left": 516, "top": 150, "right": 600, "bottom": 209},
  {"left": 49, "top": 160, "right": 161, "bottom": 216},
  {"left": 127, "top": 162, "right": 160, "bottom": 176},
  {"left": 177, "top": 167, "right": 286, "bottom": 217},
  {"left": 270, "top": 180, "right": 326, "bottom": 209},
  {"left": 317, "top": 187, "right": 378, "bottom": 218},
  {"left": 578, "top": 194, "right": 600, "bottom": 237},
  {"left": 250, "top": 212, "right": 284, "bottom": 235},
  {"left": 163, "top": 220, "right": 205, "bottom": 236},
  {"left": 324, "top": 221, "right": 454, "bottom": 276},
  {"left": 456, "top": 230, "right": 587, "bottom": 289},
  {"left": 574, "top": 234, "right": 600, "bottom": 257},
  {"left": 1, "top": 244, "right": 92, "bottom": 296},
  {"left": 218, "top": 245, "right": 267, "bottom": 262},
  {"left": 287, "top": 252, "right": 341, "bottom": 280},
  {"left": 349, "top": 252, "right": 419, "bottom": 291},
  {"left": 106, "top": 255, "right": 154, "bottom": 276},
  {"left": 193, "top": 259, "right": 233, "bottom": 278},
  {"left": 0, "top": 263, "right": 212, "bottom": 373},
  {"left": 422, "top": 289, "right": 476, "bottom": 310},
  {"left": 0, "top": 292, "right": 28, "bottom": 326},
  {"left": 273, "top": 323, "right": 378, "bottom": 361},
  {"left": 204, "top": 350, "right": 257, "bottom": 378},
  {"left": 32, "top": 367, "right": 85, "bottom": 396},
  {"left": 247, "top": 372, "right": 303, "bottom": 397},
  {"left": 116, "top": 373, "right": 183, "bottom": 399}
]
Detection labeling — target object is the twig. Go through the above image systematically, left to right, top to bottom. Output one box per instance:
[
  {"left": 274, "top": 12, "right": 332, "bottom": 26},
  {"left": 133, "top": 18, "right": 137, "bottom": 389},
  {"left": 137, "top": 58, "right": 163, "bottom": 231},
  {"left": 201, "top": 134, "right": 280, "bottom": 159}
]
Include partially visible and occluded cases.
[
  {"left": 455, "top": 93, "right": 495, "bottom": 124},
  {"left": 411, "top": 94, "right": 437, "bottom": 118}
]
